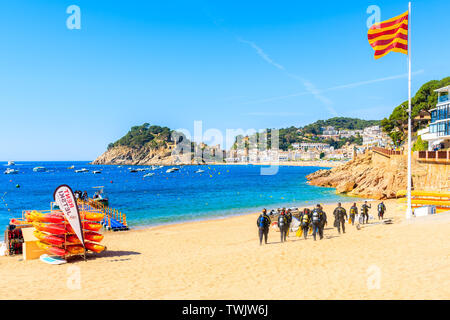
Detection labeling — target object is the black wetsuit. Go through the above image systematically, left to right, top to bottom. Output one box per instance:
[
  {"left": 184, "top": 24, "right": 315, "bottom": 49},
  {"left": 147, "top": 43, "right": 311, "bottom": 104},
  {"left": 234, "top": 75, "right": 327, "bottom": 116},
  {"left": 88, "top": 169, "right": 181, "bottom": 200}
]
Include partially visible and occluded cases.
[
  {"left": 377, "top": 203, "right": 386, "bottom": 220},
  {"left": 361, "top": 204, "right": 371, "bottom": 224},
  {"left": 333, "top": 206, "right": 348, "bottom": 234},
  {"left": 349, "top": 206, "right": 357, "bottom": 225},
  {"left": 311, "top": 209, "right": 326, "bottom": 240},
  {"left": 300, "top": 211, "right": 311, "bottom": 240},
  {"left": 257, "top": 214, "right": 271, "bottom": 245},
  {"left": 278, "top": 214, "right": 288, "bottom": 242}
]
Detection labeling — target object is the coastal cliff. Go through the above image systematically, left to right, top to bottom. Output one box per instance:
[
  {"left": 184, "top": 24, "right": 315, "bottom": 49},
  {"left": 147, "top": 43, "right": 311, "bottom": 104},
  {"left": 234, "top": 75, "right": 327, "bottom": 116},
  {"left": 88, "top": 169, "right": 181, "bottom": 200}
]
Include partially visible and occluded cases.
[
  {"left": 92, "top": 123, "right": 195, "bottom": 166},
  {"left": 92, "top": 145, "right": 183, "bottom": 166},
  {"left": 307, "top": 151, "right": 449, "bottom": 199}
]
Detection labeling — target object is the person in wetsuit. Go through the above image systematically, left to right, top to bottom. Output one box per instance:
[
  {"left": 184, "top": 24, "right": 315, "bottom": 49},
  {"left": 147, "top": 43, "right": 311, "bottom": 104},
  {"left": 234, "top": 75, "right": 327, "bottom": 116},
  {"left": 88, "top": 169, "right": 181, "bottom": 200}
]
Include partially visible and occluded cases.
[
  {"left": 361, "top": 201, "right": 371, "bottom": 224},
  {"left": 377, "top": 201, "right": 386, "bottom": 220},
  {"left": 333, "top": 202, "right": 348, "bottom": 234},
  {"left": 349, "top": 203, "right": 358, "bottom": 225},
  {"left": 311, "top": 204, "right": 327, "bottom": 240},
  {"left": 300, "top": 208, "right": 311, "bottom": 240},
  {"left": 256, "top": 209, "right": 271, "bottom": 245},
  {"left": 278, "top": 211, "right": 288, "bottom": 243}
]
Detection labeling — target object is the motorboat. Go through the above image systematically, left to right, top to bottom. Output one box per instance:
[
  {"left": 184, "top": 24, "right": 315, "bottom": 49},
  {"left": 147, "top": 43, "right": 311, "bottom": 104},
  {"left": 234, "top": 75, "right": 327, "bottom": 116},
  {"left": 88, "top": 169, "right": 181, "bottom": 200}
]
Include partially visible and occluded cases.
[
  {"left": 7, "top": 161, "right": 15, "bottom": 166},
  {"left": 67, "top": 165, "right": 75, "bottom": 169},
  {"left": 33, "top": 166, "right": 46, "bottom": 172},
  {"left": 166, "top": 167, "right": 180, "bottom": 173},
  {"left": 4, "top": 168, "right": 18, "bottom": 174},
  {"left": 75, "top": 168, "right": 89, "bottom": 173},
  {"left": 136, "top": 168, "right": 147, "bottom": 172},
  {"left": 129, "top": 169, "right": 138, "bottom": 173},
  {"left": 195, "top": 169, "right": 205, "bottom": 173},
  {"left": 93, "top": 170, "right": 102, "bottom": 174},
  {"left": 143, "top": 173, "right": 155, "bottom": 178},
  {"left": 90, "top": 186, "right": 109, "bottom": 208}
]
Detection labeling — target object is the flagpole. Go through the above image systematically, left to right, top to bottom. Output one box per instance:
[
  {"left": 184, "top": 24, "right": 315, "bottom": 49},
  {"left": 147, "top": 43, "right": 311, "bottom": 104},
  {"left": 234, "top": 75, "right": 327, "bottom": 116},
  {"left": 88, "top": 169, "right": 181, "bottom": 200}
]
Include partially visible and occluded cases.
[{"left": 406, "top": 1, "right": 413, "bottom": 219}]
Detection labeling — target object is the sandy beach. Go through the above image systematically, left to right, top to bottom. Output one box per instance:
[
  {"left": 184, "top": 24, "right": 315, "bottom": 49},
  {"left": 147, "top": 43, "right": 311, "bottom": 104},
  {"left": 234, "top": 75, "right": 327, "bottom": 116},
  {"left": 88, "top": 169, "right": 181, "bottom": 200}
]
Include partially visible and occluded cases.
[{"left": 1, "top": 199, "right": 449, "bottom": 300}]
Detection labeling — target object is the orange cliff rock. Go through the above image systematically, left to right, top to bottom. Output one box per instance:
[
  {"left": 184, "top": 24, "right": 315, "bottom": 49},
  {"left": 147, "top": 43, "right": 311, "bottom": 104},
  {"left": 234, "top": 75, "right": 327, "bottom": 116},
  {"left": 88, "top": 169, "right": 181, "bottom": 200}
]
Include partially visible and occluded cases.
[{"left": 306, "top": 150, "right": 449, "bottom": 200}]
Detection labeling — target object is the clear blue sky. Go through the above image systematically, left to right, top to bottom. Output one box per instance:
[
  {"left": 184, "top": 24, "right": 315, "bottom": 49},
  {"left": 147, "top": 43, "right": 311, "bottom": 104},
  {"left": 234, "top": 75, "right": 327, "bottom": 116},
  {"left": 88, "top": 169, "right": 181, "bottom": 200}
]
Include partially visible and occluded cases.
[{"left": 0, "top": 0, "right": 448, "bottom": 160}]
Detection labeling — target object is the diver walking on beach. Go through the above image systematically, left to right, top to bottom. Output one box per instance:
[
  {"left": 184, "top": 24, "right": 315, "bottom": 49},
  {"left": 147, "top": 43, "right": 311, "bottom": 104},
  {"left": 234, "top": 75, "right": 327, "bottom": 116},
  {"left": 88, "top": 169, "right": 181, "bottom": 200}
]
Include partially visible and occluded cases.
[
  {"left": 361, "top": 201, "right": 371, "bottom": 224},
  {"left": 377, "top": 201, "right": 386, "bottom": 220},
  {"left": 333, "top": 203, "right": 348, "bottom": 234},
  {"left": 349, "top": 203, "right": 357, "bottom": 225},
  {"left": 311, "top": 204, "right": 327, "bottom": 241},
  {"left": 285, "top": 208, "right": 293, "bottom": 235},
  {"left": 300, "top": 208, "right": 311, "bottom": 240},
  {"left": 256, "top": 209, "right": 271, "bottom": 245},
  {"left": 278, "top": 211, "right": 288, "bottom": 243}
]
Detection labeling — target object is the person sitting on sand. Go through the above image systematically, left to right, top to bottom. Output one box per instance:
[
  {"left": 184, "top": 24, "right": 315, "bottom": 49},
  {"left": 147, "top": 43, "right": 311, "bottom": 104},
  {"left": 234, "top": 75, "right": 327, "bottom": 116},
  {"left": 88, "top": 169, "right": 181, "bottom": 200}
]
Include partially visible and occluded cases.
[
  {"left": 361, "top": 201, "right": 371, "bottom": 224},
  {"left": 377, "top": 201, "right": 386, "bottom": 220},
  {"left": 333, "top": 202, "right": 348, "bottom": 234},
  {"left": 349, "top": 203, "right": 358, "bottom": 225},
  {"left": 311, "top": 204, "right": 326, "bottom": 241},
  {"left": 300, "top": 208, "right": 311, "bottom": 240},
  {"left": 256, "top": 209, "right": 271, "bottom": 245},
  {"left": 278, "top": 211, "right": 288, "bottom": 243}
]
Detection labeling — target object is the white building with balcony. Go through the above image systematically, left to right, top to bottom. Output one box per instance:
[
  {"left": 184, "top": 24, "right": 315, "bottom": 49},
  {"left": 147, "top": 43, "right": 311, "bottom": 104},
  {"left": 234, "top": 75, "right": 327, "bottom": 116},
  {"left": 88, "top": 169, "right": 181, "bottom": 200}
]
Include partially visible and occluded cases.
[{"left": 419, "top": 85, "right": 450, "bottom": 150}]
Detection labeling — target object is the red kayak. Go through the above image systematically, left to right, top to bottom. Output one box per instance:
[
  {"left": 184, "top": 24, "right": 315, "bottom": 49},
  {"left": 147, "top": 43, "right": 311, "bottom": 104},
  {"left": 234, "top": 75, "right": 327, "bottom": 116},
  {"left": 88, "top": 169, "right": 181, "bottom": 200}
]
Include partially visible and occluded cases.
[
  {"left": 33, "top": 222, "right": 67, "bottom": 235},
  {"left": 34, "top": 230, "right": 65, "bottom": 246},
  {"left": 37, "top": 241, "right": 67, "bottom": 256}
]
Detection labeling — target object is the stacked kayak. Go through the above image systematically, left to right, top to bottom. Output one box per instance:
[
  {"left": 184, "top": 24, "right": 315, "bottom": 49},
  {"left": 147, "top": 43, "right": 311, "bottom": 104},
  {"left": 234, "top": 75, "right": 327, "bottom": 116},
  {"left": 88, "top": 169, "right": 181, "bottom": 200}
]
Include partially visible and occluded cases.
[{"left": 25, "top": 210, "right": 107, "bottom": 257}]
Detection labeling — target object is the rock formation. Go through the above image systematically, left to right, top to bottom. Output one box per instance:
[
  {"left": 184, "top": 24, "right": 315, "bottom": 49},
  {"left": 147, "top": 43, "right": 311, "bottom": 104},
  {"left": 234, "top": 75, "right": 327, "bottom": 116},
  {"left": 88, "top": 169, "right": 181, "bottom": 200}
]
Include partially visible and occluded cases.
[{"left": 307, "top": 150, "right": 449, "bottom": 199}]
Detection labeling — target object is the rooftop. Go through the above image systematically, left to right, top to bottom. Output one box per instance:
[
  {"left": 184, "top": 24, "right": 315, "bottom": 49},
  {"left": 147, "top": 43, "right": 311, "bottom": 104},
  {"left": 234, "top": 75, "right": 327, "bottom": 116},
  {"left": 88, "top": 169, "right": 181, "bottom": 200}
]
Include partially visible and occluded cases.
[{"left": 434, "top": 85, "right": 450, "bottom": 93}]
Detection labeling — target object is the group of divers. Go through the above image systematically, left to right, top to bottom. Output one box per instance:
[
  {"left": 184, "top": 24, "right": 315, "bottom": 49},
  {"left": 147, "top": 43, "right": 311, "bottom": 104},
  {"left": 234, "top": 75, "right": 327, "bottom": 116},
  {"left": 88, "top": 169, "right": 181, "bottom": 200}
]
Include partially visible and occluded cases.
[{"left": 256, "top": 201, "right": 387, "bottom": 245}]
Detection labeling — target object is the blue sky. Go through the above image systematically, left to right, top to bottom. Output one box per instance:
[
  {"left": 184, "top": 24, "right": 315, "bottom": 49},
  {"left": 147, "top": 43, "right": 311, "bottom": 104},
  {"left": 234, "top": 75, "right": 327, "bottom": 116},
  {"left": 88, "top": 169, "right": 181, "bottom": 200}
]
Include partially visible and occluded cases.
[{"left": 0, "top": 0, "right": 449, "bottom": 160}]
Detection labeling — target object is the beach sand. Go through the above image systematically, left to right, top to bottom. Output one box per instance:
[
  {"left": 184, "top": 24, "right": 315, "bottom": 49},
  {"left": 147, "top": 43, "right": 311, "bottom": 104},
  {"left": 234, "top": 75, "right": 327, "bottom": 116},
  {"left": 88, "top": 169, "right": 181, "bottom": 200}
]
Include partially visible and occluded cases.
[{"left": 1, "top": 199, "right": 449, "bottom": 300}]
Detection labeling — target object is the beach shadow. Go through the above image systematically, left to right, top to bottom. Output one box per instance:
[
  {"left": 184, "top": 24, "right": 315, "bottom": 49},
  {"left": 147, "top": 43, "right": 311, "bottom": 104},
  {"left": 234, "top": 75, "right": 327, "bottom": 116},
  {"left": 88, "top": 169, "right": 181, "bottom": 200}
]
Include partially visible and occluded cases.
[{"left": 66, "top": 250, "right": 141, "bottom": 263}]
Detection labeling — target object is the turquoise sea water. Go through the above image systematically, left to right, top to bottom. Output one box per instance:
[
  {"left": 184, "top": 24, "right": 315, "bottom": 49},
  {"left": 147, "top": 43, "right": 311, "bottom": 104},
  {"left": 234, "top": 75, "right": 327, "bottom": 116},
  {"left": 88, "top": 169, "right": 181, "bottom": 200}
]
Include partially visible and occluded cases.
[{"left": 0, "top": 162, "right": 358, "bottom": 230}]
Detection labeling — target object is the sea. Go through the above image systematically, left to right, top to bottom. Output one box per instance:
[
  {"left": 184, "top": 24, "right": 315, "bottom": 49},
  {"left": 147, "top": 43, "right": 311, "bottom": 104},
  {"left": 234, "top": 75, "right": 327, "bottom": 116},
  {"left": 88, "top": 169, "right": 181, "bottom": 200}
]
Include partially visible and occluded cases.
[{"left": 0, "top": 162, "right": 360, "bottom": 230}]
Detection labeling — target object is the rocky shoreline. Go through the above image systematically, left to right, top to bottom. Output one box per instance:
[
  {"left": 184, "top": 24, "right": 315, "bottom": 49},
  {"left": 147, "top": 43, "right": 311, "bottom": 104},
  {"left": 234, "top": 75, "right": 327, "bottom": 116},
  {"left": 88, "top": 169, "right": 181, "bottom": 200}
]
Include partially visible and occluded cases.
[{"left": 306, "top": 151, "right": 407, "bottom": 200}]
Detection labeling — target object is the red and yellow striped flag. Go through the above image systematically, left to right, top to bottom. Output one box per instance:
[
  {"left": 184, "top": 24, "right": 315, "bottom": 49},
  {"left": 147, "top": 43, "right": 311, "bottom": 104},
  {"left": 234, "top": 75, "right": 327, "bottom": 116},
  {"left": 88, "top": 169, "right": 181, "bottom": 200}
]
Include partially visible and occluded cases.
[{"left": 368, "top": 11, "right": 408, "bottom": 59}]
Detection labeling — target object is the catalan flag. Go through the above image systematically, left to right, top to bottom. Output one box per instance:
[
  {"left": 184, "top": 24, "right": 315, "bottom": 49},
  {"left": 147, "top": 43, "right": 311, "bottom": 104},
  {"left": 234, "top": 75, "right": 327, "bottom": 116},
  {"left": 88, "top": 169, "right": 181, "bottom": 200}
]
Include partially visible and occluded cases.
[{"left": 368, "top": 10, "right": 408, "bottom": 59}]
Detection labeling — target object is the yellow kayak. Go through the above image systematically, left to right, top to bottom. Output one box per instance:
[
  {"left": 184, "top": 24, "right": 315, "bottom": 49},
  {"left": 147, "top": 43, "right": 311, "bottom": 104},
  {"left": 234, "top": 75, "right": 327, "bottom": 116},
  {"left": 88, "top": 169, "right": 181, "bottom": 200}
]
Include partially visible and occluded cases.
[{"left": 396, "top": 190, "right": 450, "bottom": 198}]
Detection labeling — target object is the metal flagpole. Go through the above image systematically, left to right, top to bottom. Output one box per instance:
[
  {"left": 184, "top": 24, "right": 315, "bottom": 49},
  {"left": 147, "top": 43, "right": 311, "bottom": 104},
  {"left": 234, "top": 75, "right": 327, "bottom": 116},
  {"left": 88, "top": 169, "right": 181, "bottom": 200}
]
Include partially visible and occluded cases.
[{"left": 406, "top": 1, "right": 413, "bottom": 219}]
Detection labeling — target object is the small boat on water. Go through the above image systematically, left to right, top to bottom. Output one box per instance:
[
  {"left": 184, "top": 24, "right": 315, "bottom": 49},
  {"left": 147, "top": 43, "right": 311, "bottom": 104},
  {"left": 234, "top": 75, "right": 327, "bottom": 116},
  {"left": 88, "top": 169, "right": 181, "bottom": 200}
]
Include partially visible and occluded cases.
[
  {"left": 7, "top": 161, "right": 15, "bottom": 166},
  {"left": 67, "top": 165, "right": 75, "bottom": 169},
  {"left": 33, "top": 166, "right": 46, "bottom": 172},
  {"left": 166, "top": 167, "right": 180, "bottom": 173},
  {"left": 4, "top": 168, "right": 18, "bottom": 174},
  {"left": 75, "top": 168, "right": 89, "bottom": 173},
  {"left": 136, "top": 168, "right": 147, "bottom": 172},
  {"left": 129, "top": 169, "right": 138, "bottom": 173},
  {"left": 195, "top": 169, "right": 205, "bottom": 173},
  {"left": 93, "top": 170, "right": 102, "bottom": 174},
  {"left": 143, "top": 173, "right": 155, "bottom": 178},
  {"left": 91, "top": 186, "right": 109, "bottom": 208}
]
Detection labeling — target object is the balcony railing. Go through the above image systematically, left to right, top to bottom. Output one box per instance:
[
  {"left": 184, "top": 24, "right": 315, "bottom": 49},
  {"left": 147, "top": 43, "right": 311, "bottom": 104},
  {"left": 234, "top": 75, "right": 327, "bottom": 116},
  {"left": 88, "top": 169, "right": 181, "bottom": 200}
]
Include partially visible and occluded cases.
[
  {"left": 373, "top": 147, "right": 402, "bottom": 157},
  {"left": 417, "top": 150, "right": 450, "bottom": 162}
]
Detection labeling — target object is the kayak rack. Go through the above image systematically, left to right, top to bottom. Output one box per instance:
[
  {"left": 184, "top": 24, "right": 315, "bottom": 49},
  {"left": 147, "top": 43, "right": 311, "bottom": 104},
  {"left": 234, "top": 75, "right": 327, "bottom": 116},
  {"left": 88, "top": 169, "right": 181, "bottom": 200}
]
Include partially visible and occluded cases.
[{"left": 76, "top": 200, "right": 129, "bottom": 231}]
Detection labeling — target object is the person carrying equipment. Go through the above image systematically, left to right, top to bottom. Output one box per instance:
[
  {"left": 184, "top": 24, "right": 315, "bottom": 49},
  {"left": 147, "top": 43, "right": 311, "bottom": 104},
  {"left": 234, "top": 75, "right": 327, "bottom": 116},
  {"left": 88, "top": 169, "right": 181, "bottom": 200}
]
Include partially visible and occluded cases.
[
  {"left": 361, "top": 201, "right": 371, "bottom": 224},
  {"left": 377, "top": 201, "right": 386, "bottom": 220},
  {"left": 333, "top": 202, "right": 348, "bottom": 234},
  {"left": 349, "top": 203, "right": 357, "bottom": 225},
  {"left": 311, "top": 204, "right": 327, "bottom": 241},
  {"left": 285, "top": 208, "right": 293, "bottom": 233},
  {"left": 300, "top": 208, "right": 311, "bottom": 240},
  {"left": 256, "top": 209, "right": 271, "bottom": 245},
  {"left": 278, "top": 211, "right": 288, "bottom": 243}
]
